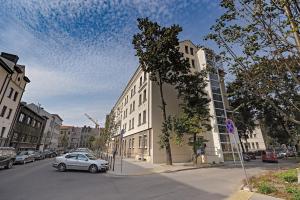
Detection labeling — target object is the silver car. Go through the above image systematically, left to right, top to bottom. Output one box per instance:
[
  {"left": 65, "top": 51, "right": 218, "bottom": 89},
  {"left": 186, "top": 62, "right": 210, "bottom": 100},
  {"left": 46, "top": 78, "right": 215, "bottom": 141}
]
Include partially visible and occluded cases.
[
  {"left": 14, "top": 150, "right": 35, "bottom": 164},
  {"left": 53, "top": 152, "right": 109, "bottom": 173}
]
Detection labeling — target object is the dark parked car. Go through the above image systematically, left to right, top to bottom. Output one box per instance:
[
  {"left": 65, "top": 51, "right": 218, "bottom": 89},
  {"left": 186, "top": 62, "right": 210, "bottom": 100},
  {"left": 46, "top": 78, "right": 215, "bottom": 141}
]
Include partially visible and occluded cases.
[
  {"left": 0, "top": 147, "right": 16, "bottom": 169},
  {"left": 44, "top": 150, "right": 58, "bottom": 158},
  {"left": 33, "top": 151, "right": 45, "bottom": 160},
  {"left": 246, "top": 152, "right": 256, "bottom": 160}
]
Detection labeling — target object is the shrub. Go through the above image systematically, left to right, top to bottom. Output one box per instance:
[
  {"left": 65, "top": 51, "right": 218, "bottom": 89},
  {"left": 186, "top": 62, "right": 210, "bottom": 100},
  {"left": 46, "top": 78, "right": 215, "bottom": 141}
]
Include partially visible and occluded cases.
[
  {"left": 277, "top": 169, "right": 298, "bottom": 183},
  {"left": 258, "top": 182, "right": 277, "bottom": 194},
  {"left": 286, "top": 187, "right": 300, "bottom": 200}
]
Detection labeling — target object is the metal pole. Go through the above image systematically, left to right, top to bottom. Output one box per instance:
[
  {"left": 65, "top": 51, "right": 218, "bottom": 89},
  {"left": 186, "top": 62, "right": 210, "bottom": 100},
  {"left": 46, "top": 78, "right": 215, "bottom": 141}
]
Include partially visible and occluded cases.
[
  {"left": 232, "top": 132, "right": 251, "bottom": 191},
  {"left": 120, "top": 140, "right": 123, "bottom": 174}
]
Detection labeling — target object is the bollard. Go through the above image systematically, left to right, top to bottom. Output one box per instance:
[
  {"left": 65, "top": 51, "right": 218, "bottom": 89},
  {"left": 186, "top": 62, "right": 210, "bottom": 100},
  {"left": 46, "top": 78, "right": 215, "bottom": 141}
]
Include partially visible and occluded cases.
[{"left": 297, "top": 168, "right": 300, "bottom": 184}]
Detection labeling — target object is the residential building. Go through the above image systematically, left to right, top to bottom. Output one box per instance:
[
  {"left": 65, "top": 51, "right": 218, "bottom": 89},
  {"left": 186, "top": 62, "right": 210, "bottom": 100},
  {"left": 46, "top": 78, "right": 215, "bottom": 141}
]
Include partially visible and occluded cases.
[
  {"left": 108, "top": 40, "right": 241, "bottom": 164},
  {"left": 0, "top": 53, "right": 30, "bottom": 146},
  {"left": 8, "top": 102, "right": 47, "bottom": 151},
  {"left": 26, "top": 103, "right": 63, "bottom": 150},
  {"left": 241, "top": 123, "right": 267, "bottom": 152},
  {"left": 59, "top": 126, "right": 81, "bottom": 149},
  {"left": 80, "top": 126, "right": 99, "bottom": 148}
]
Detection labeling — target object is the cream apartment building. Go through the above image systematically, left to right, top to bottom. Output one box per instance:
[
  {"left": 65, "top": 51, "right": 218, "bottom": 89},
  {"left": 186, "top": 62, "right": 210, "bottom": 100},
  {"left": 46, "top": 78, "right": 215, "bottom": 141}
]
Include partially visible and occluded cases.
[
  {"left": 109, "top": 40, "right": 241, "bottom": 164},
  {"left": 0, "top": 53, "right": 30, "bottom": 147},
  {"left": 241, "top": 123, "right": 267, "bottom": 152}
]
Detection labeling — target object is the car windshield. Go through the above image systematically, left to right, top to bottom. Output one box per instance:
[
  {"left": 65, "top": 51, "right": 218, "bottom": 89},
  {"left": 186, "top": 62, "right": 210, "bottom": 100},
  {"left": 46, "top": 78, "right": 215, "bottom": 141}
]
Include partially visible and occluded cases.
[{"left": 85, "top": 154, "right": 97, "bottom": 160}]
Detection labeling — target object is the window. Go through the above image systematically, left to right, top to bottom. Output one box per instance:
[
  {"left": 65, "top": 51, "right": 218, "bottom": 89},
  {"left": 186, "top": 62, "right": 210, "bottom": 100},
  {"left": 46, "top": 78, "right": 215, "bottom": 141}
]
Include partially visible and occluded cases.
[
  {"left": 185, "top": 45, "right": 189, "bottom": 54},
  {"left": 190, "top": 47, "right": 194, "bottom": 55},
  {"left": 186, "top": 58, "right": 190, "bottom": 65},
  {"left": 191, "top": 59, "right": 195, "bottom": 68},
  {"left": 144, "top": 71, "right": 147, "bottom": 82},
  {"left": 209, "top": 73, "right": 219, "bottom": 81},
  {"left": 140, "top": 76, "right": 143, "bottom": 87},
  {"left": 211, "top": 80, "right": 220, "bottom": 87},
  {"left": 133, "top": 85, "right": 136, "bottom": 95},
  {"left": 8, "top": 87, "right": 13, "bottom": 98},
  {"left": 212, "top": 87, "right": 221, "bottom": 94},
  {"left": 143, "top": 89, "right": 147, "bottom": 102},
  {"left": 13, "top": 92, "right": 19, "bottom": 101},
  {"left": 139, "top": 94, "right": 142, "bottom": 106},
  {"left": 213, "top": 94, "right": 223, "bottom": 102},
  {"left": 132, "top": 101, "right": 135, "bottom": 111},
  {"left": 214, "top": 101, "right": 224, "bottom": 109},
  {"left": 130, "top": 104, "right": 132, "bottom": 113},
  {"left": 0, "top": 106, "right": 7, "bottom": 117},
  {"left": 6, "top": 108, "right": 12, "bottom": 119},
  {"left": 215, "top": 109, "right": 225, "bottom": 117},
  {"left": 143, "top": 110, "right": 146, "bottom": 124},
  {"left": 19, "top": 113, "right": 25, "bottom": 122},
  {"left": 138, "top": 113, "right": 141, "bottom": 126},
  {"left": 27, "top": 117, "right": 31, "bottom": 125},
  {"left": 216, "top": 117, "right": 225, "bottom": 125},
  {"left": 132, "top": 118, "right": 134, "bottom": 129},
  {"left": 129, "top": 120, "right": 131, "bottom": 130},
  {"left": 37, "top": 122, "right": 41, "bottom": 128},
  {"left": 218, "top": 125, "right": 227, "bottom": 133},
  {"left": 0, "top": 127, "right": 5, "bottom": 138},
  {"left": 219, "top": 134, "right": 230, "bottom": 142},
  {"left": 253, "top": 134, "right": 257, "bottom": 138},
  {"left": 144, "top": 135, "right": 147, "bottom": 148},
  {"left": 138, "top": 136, "right": 142, "bottom": 148},
  {"left": 132, "top": 138, "right": 135, "bottom": 149},
  {"left": 129, "top": 139, "right": 131, "bottom": 149},
  {"left": 252, "top": 142, "right": 255, "bottom": 149},
  {"left": 256, "top": 142, "right": 259, "bottom": 149},
  {"left": 65, "top": 154, "right": 77, "bottom": 159},
  {"left": 77, "top": 154, "right": 87, "bottom": 161}
]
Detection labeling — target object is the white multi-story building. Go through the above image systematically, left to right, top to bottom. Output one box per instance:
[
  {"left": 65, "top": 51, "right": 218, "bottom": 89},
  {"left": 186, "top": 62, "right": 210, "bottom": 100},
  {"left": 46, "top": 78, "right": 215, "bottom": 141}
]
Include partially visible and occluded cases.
[
  {"left": 109, "top": 40, "right": 241, "bottom": 164},
  {"left": 0, "top": 53, "right": 30, "bottom": 147},
  {"left": 26, "top": 103, "right": 63, "bottom": 150},
  {"left": 241, "top": 123, "right": 267, "bottom": 152}
]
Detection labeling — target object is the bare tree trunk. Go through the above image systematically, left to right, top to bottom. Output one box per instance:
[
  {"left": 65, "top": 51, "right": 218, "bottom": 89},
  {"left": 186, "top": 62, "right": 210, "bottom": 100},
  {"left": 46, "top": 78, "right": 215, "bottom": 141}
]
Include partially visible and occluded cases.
[
  {"left": 158, "top": 76, "right": 172, "bottom": 165},
  {"left": 239, "top": 135, "right": 245, "bottom": 153}
]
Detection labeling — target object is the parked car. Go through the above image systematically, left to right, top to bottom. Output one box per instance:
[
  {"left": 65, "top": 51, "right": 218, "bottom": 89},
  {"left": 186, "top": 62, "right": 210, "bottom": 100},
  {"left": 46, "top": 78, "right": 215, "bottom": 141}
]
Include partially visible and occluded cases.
[
  {"left": 0, "top": 147, "right": 16, "bottom": 169},
  {"left": 14, "top": 150, "right": 35, "bottom": 164},
  {"left": 44, "top": 150, "right": 58, "bottom": 158},
  {"left": 262, "top": 150, "right": 278, "bottom": 163},
  {"left": 33, "top": 151, "right": 45, "bottom": 160},
  {"left": 53, "top": 152, "right": 109, "bottom": 173},
  {"left": 246, "top": 152, "right": 256, "bottom": 160},
  {"left": 243, "top": 154, "right": 251, "bottom": 161}
]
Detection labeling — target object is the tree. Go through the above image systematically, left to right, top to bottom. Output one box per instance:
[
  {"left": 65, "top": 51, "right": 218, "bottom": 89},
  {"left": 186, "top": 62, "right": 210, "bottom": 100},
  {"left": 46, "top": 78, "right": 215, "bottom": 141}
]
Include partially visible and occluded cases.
[
  {"left": 206, "top": 1, "right": 300, "bottom": 134},
  {"left": 132, "top": 18, "right": 190, "bottom": 165},
  {"left": 173, "top": 71, "right": 211, "bottom": 164},
  {"left": 59, "top": 133, "right": 69, "bottom": 151},
  {"left": 87, "top": 136, "right": 95, "bottom": 149}
]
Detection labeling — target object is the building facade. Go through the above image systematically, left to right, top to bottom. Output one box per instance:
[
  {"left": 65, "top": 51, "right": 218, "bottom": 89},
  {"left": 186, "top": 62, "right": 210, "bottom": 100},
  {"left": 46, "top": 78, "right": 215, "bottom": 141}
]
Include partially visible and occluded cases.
[
  {"left": 108, "top": 40, "right": 241, "bottom": 164},
  {"left": 0, "top": 52, "right": 30, "bottom": 147},
  {"left": 9, "top": 102, "right": 47, "bottom": 151},
  {"left": 26, "top": 103, "right": 63, "bottom": 150},
  {"left": 241, "top": 123, "right": 267, "bottom": 152},
  {"left": 80, "top": 126, "right": 99, "bottom": 148}
]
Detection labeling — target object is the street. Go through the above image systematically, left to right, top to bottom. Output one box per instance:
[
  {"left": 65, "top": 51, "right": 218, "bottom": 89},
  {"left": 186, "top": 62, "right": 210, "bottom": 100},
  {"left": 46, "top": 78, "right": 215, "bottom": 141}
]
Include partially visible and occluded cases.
[
  {"left": 1, "top": 157, "right": 298, "bottom": 200},
  {"left": 0, "top": 159, "right": 226, "bottom": 200}
]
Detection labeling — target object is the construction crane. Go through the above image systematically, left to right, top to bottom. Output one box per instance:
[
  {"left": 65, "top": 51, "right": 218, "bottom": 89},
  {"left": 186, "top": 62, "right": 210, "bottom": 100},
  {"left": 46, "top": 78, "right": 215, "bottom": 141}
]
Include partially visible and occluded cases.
[{"left": 84, "top": 113, "right": 100, "bottom": 129}]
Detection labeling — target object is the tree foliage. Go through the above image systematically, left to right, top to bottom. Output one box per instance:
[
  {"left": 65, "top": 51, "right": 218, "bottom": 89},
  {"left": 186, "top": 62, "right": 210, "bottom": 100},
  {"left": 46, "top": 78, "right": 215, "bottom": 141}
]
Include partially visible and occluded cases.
[
  {"left": 207, "top": 0, "right": 300, "bottom": 141},
  {"left": 132, "top": 18, "right": 190, "bottom": 165}
]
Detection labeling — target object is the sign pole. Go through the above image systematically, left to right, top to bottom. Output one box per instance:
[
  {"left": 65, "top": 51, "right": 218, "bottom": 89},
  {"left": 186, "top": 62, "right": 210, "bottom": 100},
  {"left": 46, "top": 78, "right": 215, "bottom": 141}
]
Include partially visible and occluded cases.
[
  {"left": 226, "top": 119, "right": 251, "bottom": 191},
  {"left": 120, "top": 129, "right": 124, "bottom": 174}
]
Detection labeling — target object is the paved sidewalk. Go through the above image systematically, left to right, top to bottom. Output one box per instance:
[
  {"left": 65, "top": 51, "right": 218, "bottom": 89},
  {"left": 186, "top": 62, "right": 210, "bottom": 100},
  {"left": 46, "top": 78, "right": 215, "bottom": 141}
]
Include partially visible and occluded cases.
[
  {"left": 107, "top": 157, "right": 221, "bottom": 176},
  {"left": 229, "top": 190, "right": 283, "bottom": 200}
]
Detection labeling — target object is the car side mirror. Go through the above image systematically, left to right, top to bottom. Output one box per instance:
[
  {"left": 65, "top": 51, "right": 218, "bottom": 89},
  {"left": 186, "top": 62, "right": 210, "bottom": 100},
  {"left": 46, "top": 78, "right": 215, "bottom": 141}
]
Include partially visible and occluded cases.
[{"left": 85, "top": 159, "right": 88, "bottom": 161}]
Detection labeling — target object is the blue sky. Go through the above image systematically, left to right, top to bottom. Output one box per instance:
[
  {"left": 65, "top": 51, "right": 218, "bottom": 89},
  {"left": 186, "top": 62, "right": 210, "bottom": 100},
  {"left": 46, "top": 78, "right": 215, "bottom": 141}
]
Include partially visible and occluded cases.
[{"left": 0, "top": 0, "right": 222, "bottom": 127}]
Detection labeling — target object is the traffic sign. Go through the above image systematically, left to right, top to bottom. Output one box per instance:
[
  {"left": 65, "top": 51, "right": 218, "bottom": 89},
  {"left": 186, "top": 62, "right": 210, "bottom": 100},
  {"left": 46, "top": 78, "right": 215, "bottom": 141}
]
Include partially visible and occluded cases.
[{"left": 226, "top": 119, "right": 235, "bottom": 134}]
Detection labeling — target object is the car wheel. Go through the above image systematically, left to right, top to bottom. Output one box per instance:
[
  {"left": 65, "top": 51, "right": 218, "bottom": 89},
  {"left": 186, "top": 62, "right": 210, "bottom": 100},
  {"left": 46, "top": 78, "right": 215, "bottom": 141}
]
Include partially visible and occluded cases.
[
  {"left": 5, "top": 160, "right": 13, "bottom": 169},
  {"left": 58, "top": 163, "right": 66, "bottom": 172},
  {"left": 89, "top": 164, "right": 98, "bottom": 173}
]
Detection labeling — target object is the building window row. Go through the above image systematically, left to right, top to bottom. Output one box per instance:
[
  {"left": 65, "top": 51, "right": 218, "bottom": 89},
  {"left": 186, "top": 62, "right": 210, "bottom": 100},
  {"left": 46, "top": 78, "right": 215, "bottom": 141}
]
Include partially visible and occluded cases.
[
  {"left": 185, "top": 45, "right": 194, "bottom": 55},
  {"left": 186, "top": 58, "right": 195, "bottom": 68},
  {"left": 139, "top": 71, "right": 147, "bottom": 87},
  {"left": 130, "top": 85, "right": 136, "bottom": 98},
  {"left": 7, "top": 87, "right": 19, "bottom": 101},
  {"left": 129, "top": 101, "right": 135, "bottom": 114},
  {"left": 0, "top": 106, "right": 13, "bottom": 120},
  {"left": 138, "top": 110, "right": 147, "bottom": 126},
  {"left": 18, "top": 113, "right": 41, "bottom": 129},
  {"left": 0, "top": 127, "right": 6, "bottom": 138}
]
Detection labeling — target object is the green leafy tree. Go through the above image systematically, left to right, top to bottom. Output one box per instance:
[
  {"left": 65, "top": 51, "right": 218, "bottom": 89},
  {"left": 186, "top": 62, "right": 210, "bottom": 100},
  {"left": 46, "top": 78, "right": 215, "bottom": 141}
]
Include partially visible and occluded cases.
[
  {"left": 206, "top": 1, "right": 300, "bottom": 144},
  {"left": 132, "top": 18, "right": 190, "bottom": 165},
  {"left": 173, "top": 71, "right": 211, "bottom": 164}
]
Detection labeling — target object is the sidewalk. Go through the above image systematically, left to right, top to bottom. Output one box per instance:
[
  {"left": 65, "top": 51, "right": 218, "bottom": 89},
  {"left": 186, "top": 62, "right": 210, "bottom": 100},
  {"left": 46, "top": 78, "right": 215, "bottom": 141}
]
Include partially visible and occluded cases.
[
  {"left": 107, "top": 157, "right": 222, "bottom": 176},
  {"left": 229, "top": 190, "right": 283, "bottom": 200}
]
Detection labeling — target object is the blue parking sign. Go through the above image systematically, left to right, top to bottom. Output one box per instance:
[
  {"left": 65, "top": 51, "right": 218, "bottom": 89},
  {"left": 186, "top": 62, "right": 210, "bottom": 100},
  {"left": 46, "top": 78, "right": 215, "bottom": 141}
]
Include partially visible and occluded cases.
[{"left": 226, "top": 119, "right": 235, "bottom": 134}]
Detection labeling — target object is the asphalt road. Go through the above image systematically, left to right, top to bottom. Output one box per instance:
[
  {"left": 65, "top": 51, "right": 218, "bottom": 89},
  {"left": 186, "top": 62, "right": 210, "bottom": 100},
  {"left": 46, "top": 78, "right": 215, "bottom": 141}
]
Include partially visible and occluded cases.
[
  {"left": 0, "top": 158, "right": 227, "bottom": 200},
  {"left": 0, "top": 158, "right": 297, "bottom": 200}
]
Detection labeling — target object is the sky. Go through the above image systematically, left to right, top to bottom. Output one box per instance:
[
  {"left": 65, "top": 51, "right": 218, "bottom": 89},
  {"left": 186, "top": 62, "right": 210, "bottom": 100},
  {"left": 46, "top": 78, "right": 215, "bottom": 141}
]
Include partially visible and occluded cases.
[{"left": 0, "top": 0, "right": 222, "bottom": 127}]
